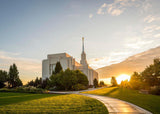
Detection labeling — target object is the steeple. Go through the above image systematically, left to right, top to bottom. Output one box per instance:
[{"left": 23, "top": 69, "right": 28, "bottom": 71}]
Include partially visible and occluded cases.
[
  {"left": 80, "top": 37, "right": 88, "bottom": 65},
  {"left": 82, "top": 37, "right": 84, "bottom": 52}
]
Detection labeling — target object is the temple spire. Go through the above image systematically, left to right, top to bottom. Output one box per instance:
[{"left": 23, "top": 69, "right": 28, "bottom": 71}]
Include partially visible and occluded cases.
[
  {"left": 80, "top": 37, "right": 88, "bottom": 65},
  {"left": 82, "top": 37, "right": 84, "bottom": 52}
]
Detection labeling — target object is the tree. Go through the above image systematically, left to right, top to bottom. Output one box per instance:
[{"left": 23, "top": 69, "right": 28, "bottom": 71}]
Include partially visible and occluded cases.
[
  {"left": 141, "top": 58, "right": 160, "bottom": 87},
  {"left": 54, "top": 62, "right": 62, "bottom": 74},
  {"left": 8, "top": 63, "right": 23, "bottom": 88},
  {"left": 49, "top": 69, "right": 89, "bottom": 91},
  {"left": 61, "top": 69, "right": 77, "bottom": 90},
  {"left": 0, "top": 70, "right": 8, "bottom": 88},
  {"left": 75, "top": 70, "right": 88, "bottom": 86},
  {"left": 129, "top": 72, "right": 142, "bottom": 90},
  {"left": 111, "top": 76, "right": 118, "bottom": 86},
  {"left": 34, "top": 77, "right": 40, "bottom": 87},
  {"left": 15, "top": 78, "right": 23, "bottom": 87},
  {"left": 42, "top": 78, "right": 49, "bottom": 89},
  {"left": 93, "top": 78, "right": 98, "bottom": 88},
  {"left": 27, "top": 80, "right": 34, "bottom": 86},
  {"left": 120, "top": 80, "right": 130, "bottom": 88},
  {"left": 99, "top": 81, "right": 105, "bottom": 87}
]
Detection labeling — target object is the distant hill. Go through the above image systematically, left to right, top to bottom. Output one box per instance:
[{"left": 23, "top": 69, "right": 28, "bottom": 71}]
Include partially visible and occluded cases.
[{"left": 96, "top": 46, "right": 160, "bottom": 79}]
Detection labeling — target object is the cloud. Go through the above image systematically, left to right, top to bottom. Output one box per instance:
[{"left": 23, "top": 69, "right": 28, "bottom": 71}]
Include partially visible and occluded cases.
[
  {"left": 96, "top": 0, "right": 133, "bottom": 16},
  {"left": 97, "top": 0, "right": 152, "bottom": 16},
  {"left": 140, "top": 0, "right": 152, "bottom": 13},
  {"left": 97, "top": 3, "right": 107, "bottom": 15},
  {"left": 108, "top": 8, "right": 124, "bottom": 16},
  {"left": 89, "top": 14, "right": 93, "bottom": 19},
  {"left": 144, "top": 15, "right": 160, "bottom": 23},
  {"left": 143, "top": 25, "right": 160, "bottom": 34},
  {"left": 154, "top": 34, "right": 160, "bottom": 38},
  {"left": 125, "top": 37, "right": 153, "bottom": 49},
  {"left": 0, "top": 50, "right": 41, "bottom": 84},
  {"left": 88, "top": 51, "right": 131, "bottom": 69}
]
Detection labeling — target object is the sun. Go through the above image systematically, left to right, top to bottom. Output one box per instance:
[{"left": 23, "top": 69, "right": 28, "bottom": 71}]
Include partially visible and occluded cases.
[{"left": 116, "top": 74, "right": 131, "bottom": 84}]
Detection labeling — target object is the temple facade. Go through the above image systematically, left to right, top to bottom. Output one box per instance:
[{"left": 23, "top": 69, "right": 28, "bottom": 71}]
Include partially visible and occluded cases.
[{"left": 42, "top": 37, "right": 98, "bottom": 85}]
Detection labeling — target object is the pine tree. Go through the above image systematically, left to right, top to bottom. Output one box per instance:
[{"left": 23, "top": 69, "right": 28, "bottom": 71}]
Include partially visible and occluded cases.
[
  {"left": 55, "top": 62, "right": 62, "bottom": 74},
  {"left": 8, "top": 63, "right": 22, "bottom": 87},
  {"left": 0, "top": 70, "right": 8, "bottom": 88},
  {"left": 111, "top": 76, "right": 118, "bottom": 86},
  {"left": 93, "top": 78, "right": 98, "bottom": 88}
]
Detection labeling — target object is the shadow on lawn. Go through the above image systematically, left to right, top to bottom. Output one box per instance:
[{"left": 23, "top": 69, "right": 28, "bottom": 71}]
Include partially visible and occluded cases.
[
  {"left": 103, "top": 87, "right": 118, "bottom": 96},
  {"left": 0, "top": 92, "right": 64, "bottom": 106}
]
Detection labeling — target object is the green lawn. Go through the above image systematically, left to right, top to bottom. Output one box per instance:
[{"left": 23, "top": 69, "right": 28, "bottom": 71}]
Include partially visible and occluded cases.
[
  {"left": 83, "top": 87, "right": 160, "bottom": 114},
  {"left": 0, "top": 92, "right": 108, "bottom": 113}
]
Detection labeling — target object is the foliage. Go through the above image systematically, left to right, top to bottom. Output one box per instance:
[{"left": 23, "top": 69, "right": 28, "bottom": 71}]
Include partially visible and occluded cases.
[
  {"left": 121, "top": 58, "right": 160, "bottom": 92},
  {"left": 141, "top": 58, "right": 160, "bottom": 87},
  {"left": 54, "top": 61, "right": 63, "bottom": 74},
  {"left": 8, "top": 64, "right": 23, "bottom": 87},
  {"left": 49, "top": 69, "right": 88, "bottom": 91},
  {"left": 0, "top": 70, "right": 8, "bottom": 88},
  {"left": 75, "top": 70, "right": 89, "bottom": 86},
  {"left": 129, "top": 72, "right": 142, "bottom": 90},
  {"left": 111, "top": 76, "right": 118, "bottom": 86},
  {"left": 26, "top": 77, "right": 48, "bottom": 89},
  {"left": 41, "top": 78, "right": 49, "bottom": 89},
  {"left": 93, "top": 78, "right": 98, "bottom": 88},
  {"left": 120, "top": 80, "right": 130, "bottom": 88},
  {"left": 99, "top": 81, "right": 105, "bottom": 87},
  {"left": 72, "top": 84, "right": 87, "bottom": 91},
  {"left": 0, "top": 86, "right": 45, "bottom": 93},
  {"left": 149, "top": 86, "right": 160, "bottom": 95},
  {"left": 83, "top": 87, "right": 160, "bottom": 113},
  {"left": 0, "top": 93, "right": 108, "bottom": 113}
]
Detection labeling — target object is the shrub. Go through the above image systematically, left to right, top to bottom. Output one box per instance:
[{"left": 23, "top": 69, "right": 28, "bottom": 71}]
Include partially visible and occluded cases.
[
  {"left": 49, "top": 69, "right": 89, "bottom": 91},
  {"left": 111, "top": 76, "right": 118, "bottom": 86},
  {"left": 93, "top": 78, "right": 98, "bottom": 88},
  {"left": 99, "top": 81, "right": 105, "bottom": 87},
  {"left": 0, "top": 82, "right": 6, "bottom": 88},
  {"left": 72, "top": 84, "right": 87, "bottom": 91},
  {"left": 0, "top": 86, "right": 45, "bottom": 94},
  {"left": 149, "top": 86, "right": 160, "bottom": 95}
]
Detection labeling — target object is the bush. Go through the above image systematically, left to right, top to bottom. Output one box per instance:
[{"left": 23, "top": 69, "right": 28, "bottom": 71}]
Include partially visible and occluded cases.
[
  {"left": 49, "top": 69, "right": 88, "bottom": 91},
  {"left": 111, "top": 77, "right": 118, "bottom": 86},
  {"left": 93, "top": 78, "right": 98, "bottom": 88},
  {"left": 99, "top": 81, "right": 105, "bottom": 87},
  {"left": 0, "top": 82, "right": 6, "bottom": 88},
  {"left": 72, "top": 84, "right": 87, "bottom": 91},
  {"left": 149, "top": 86, "right": 160, "bottom": 95},
  {"left": 0, "top": 87, "right": 45, "bottom": 94}
]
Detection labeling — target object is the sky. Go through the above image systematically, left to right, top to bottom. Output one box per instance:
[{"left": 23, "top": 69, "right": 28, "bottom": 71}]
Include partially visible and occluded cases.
[{"left": 0, "top": 0, "right": 160, "bottom": 84}]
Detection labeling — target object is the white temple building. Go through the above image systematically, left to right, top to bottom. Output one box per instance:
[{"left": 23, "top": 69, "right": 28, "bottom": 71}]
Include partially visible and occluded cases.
[{"left": 42, "top": 37, "right": 98, "bottom": 85}]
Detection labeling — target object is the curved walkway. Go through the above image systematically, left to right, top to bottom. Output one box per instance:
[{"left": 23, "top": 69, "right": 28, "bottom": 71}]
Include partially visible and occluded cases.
[
  {"left": 49, "top": 90, "right": 152, "bottom": 114},
  {"left": 80, "top": 93, "right": 152, "bottom": 114}
]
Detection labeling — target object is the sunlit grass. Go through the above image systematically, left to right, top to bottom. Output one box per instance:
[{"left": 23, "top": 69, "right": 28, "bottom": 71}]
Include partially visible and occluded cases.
[
  {"left": 83, "top": 87, "right": 160, "bottom": 113},
  {"left": 0, "top": 92, "right": 108, "bottom": 113}
]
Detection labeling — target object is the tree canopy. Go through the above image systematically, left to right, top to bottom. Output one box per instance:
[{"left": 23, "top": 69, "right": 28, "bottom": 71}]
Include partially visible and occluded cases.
[
  {"left": 141, "top": 58, "right": 160, "bottom": 87},
  {"left": 54, "top": 62, "right": 62, "bottom": 74},
  {"left": 8, "top": 63, "right": 23, "bottom": 88},
  {"left": 49, "top": 69, "right": 88, "bottom": 91},
  {"left": 0, "top": 70, "right": 8, "bottom": 88},
  {"left": 111, "top": 76, "right": 118, "bottom": 86},
  {"left": 93, "top": 78, "right": 98, "bottom": 88}
]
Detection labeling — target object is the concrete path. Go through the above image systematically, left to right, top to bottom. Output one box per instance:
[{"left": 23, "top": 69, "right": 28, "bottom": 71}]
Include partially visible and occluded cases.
[
  {"left": 48, "top": 87, "right": 105, "bottom": 94},
  {"left": 49, "top": 89, "right": 152, "bottom": 114},
  {"left": 80, "top": 93, "right": 152, "bottom": 114}
]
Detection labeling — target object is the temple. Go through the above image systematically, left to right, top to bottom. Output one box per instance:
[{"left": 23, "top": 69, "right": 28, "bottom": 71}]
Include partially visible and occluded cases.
[{"left": 42, "top": 37, "right": 98, "bottom": 85}]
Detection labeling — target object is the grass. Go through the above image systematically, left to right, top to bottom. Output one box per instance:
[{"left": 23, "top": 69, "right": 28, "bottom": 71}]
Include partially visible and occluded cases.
[
  {"left": 83, "top": 87, "right": 160, "bottom": 114},
  {"left": 0, "top": 92, "right": 108, "bottom": 113}
]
